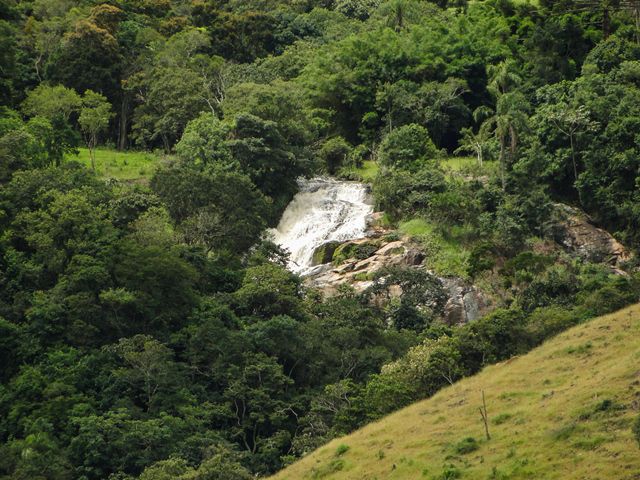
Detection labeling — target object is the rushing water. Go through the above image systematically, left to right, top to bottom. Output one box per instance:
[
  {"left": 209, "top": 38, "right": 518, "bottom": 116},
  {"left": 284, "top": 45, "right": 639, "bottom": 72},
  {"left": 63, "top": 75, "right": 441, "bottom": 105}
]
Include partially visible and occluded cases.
[{"left": 270, "top": 177, "right": 373, "bottom": 276}]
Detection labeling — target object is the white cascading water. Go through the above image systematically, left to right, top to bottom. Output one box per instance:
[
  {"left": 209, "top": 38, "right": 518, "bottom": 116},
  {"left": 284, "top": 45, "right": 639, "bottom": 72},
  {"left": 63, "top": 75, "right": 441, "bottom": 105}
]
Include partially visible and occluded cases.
[{"left": 270, "top": 177, "right": 373, "bottom": 276}]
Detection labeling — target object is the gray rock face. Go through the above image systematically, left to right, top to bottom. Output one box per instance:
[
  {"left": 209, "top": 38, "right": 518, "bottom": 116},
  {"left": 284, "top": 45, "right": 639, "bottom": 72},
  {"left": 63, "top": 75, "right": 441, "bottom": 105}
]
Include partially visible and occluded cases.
[
  {"left": 552, "top": 203, "right": 631, "bottom": 267},
  {"left": 440, "top": 277, "right": 490, "bottom": 325}
]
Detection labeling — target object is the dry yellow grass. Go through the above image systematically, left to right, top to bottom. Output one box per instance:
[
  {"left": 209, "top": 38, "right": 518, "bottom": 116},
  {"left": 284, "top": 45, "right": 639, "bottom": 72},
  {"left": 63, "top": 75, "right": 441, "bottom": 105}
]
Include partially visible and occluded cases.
[{"left": 272, "top": 305, "right": 640, "bottom": 480}]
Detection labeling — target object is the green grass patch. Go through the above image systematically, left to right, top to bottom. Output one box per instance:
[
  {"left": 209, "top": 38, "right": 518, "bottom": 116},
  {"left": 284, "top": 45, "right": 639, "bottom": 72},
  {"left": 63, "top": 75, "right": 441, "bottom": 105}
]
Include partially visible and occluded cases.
[
  {"left": 65, "top": 147, "right": 161, "bottom": 181},
  {"left": 443, "top": 156, "right": 499, "bottom": 179},
  {"left": 443, "top": 156, "right": 477, "bottom": 171},
  {"left": 339, "top": 160, "right": 379, "bottom": 183},
  {"left": 399, "top": 218, "right": 470, "bottom": 278},
  {"left": 492, "top": 413, "right": 513, "bottom": 425},
  {"left": 335, "top": 444, "right": 350, "bottom": 456}
]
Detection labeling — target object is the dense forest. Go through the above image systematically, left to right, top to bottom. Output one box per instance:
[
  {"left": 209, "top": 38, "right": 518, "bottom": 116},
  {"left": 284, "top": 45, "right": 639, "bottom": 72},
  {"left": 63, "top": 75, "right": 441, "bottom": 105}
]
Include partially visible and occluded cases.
[{"left": 2, "top": 0, "right": 640, "bottom": 478}]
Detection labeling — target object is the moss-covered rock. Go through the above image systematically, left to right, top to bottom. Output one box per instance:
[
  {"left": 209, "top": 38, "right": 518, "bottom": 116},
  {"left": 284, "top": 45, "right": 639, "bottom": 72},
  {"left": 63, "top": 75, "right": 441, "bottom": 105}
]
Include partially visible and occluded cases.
[
  {"left": 332, "top": 240, "right": 381, "bottom": 265},
  {"left": 312, "top": 241, "right": 342, "bottom": 265}
]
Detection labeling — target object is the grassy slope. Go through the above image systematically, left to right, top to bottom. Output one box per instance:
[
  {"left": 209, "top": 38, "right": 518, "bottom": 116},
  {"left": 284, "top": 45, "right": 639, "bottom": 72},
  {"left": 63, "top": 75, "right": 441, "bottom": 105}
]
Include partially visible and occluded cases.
[
  {"left": 64, "top": 147, "right": 161, "bottom": 181},
  {"left": 347, "top": 157, "right": 497, "bottom": 183},
  {"left": 272, "top": 305, "right": 640, "bottom": 480}
]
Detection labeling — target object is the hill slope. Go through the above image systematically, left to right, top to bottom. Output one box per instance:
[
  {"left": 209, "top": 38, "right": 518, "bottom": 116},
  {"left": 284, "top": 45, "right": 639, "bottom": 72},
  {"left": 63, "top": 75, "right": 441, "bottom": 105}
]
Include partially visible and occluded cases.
[{"left": 272, "top": 305, "right": 640, "bottom": 480}]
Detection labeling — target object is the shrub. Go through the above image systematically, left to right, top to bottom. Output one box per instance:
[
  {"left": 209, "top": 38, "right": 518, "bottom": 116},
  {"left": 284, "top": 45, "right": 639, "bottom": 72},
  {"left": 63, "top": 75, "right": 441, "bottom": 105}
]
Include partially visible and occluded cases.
[
  {"left": 378, "top": 124, "right": 439, "bottom": 171},
  {"left": 319, "top": 136, "right": 351, "bottom": 174},
  {"left": 373, "top": 165, "right": 446, "bottom": 219},
  {"left": 332, "top": 241, "right": 379, "bottom": 265},
  {"left": 467, "top": 241, "right": 496, "bottom": 277},
  {"left": 577, "top": 278, "right": 640, "bottom": 318},
  {"left": 525, "top": 306, "right": 577, "bottom": 346},
  {"left": 492, "top": 413, "right": 513, "bottom": 425},
  {"left": 453, "top": 437, "right": 479, "bottom": 454},
  {"left": 335, "top": 444, "right": 350, "bottom": 456},
  {"left": 437, "top": 464, "right": 462, "bottom": 480}
]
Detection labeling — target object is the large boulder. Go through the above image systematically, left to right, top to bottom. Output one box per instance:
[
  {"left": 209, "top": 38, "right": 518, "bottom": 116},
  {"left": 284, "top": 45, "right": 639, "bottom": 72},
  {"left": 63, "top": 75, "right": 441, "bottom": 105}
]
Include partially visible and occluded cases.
[
  {"left": 552, "top": 204, "right": 631, "bottom": 267},
  {"left": 311, "top": 241, "right": 342, "bottom": 265},
  {"left": 440, "top": 277, "right": 491, "bottom": 325}
]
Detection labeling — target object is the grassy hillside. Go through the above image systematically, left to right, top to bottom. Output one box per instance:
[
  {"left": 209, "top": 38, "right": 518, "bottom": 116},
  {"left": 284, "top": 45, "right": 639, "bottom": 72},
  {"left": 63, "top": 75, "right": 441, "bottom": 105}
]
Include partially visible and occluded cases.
[
  {"left": 64, "top": 147, "right": 161, "bottom": 181},
  {"left": 272, "top": 305, "right": 640, "bottom": 480}
]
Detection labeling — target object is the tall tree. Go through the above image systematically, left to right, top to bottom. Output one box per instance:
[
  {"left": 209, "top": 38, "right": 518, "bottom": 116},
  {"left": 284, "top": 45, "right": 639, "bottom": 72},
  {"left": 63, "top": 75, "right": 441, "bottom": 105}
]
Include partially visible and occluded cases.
[{"left": 78, "top": 90, "right": 113, "bottom": 171}]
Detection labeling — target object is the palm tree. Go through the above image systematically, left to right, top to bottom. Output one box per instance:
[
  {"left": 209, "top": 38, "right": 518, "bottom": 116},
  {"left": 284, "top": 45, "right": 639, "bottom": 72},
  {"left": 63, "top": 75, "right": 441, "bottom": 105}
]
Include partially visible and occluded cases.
[
  {"left": 382, "top": 0, "right": 433, "bottom": 31},
  {"left": 487, "top": 60, "right": 522, "bottom": 97},
  {"left": 476, "top": 92, "right": 529, "bottom": 190}
]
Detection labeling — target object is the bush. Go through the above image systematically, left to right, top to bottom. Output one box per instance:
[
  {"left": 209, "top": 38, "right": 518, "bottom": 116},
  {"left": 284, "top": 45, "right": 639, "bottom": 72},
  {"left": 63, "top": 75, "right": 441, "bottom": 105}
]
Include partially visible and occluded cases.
[
  {"left": 378, "top": 124, "right": 439, "bottom": 171},
  {"left": 319, "top": 136, "right": 351, "bottom": 174},
  {"left": 373, "top": 165, "right": 446, "bottom": 219},
  {"left": 332, "top": 241, "right": 380, "bottom": 264},
  {"left": 467, "top": 241, "right": 496, "bottom": 277},
  {"left": 519, "top": 265, "right": 578, "bottom": 313},
  {"left": 576, "top": 278, "right": 640, "bottom": 318},
  {"left": 525, "top": 306, "right": 577, "bottom": 346},
  {"left": 453, "top": 437, "right": 479, "bottom": 454},
  {"left": 335, "top": 444, "right": 350, "bottom": 456},
  {"left": 437, "top": 464, "right": 462, "bottom": 480}
]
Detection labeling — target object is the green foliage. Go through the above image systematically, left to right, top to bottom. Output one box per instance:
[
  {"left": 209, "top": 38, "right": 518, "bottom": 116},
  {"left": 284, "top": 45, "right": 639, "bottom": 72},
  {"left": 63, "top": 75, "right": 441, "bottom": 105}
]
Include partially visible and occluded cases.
[
  {"left": 3, "top": 1, "right": 640, "bottom": 479},
  {"left": 78, "top": 90, "right": 113, "bottom": 170},
  {"left": 175, "top": 113, "right": 231, "bottom": 166},
  {"left": 378, "top": 124, "right": 439, "bottom": 171},
  {"left": 318, "top": 136, "right": 351, "bottom": 174},
  {"left": 151, "top": 162, "right": 269, "bottom": 253},
  {"left": 374, "top": 165, "right": 446, "bottom": 220},
  {"left": 332, "top": 241, "right": 379, "bottom": 264},
  {"left": 365, "top": 266, "right": 448, "bottom": 331},
  {"left": 453, "top": 437, "right": 479, "bottom": 454},
  {"left": 335, "top": 444, "right": 350, "bottom": 456},
  {"left": 437, "top": 464, "right": 462, "bottom": 480}
]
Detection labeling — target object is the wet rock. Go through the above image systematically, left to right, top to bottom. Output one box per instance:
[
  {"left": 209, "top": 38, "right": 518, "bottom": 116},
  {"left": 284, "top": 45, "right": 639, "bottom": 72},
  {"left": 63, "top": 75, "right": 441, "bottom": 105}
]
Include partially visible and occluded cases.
[
  {"left": 307, "top": 236, "right": 492, "bottom": 325},
  {"left": 332, "top": 239, "right": 381, "bottom": 264}
]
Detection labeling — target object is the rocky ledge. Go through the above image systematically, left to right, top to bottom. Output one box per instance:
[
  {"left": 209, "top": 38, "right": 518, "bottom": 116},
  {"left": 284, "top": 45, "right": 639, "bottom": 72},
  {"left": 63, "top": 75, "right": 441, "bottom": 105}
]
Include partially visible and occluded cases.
[
  {"left": 552, "top": 203, "right": 631, "bottom": 269},
  {"left": 306, "top": 236, "right": 491, "bottom": 325}
]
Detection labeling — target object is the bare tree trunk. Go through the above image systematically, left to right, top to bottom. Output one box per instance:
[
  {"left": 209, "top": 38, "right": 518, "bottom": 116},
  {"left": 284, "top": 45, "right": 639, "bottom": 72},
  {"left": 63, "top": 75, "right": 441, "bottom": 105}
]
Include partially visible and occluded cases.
[
  {"left": 634, "top": 5, "right": 640, "bottom": 44},
  {"left": 117, "top": 96, "right": 129, "bottom": 151},
  {"left": 570, "top": 133, "right": 586, "bottom": 206},
  {"left": 161, "top": 134, "right": 170, "bottom": 154},
  {"left": 479, "top": 390, "right": 491, "bottom": 440}
]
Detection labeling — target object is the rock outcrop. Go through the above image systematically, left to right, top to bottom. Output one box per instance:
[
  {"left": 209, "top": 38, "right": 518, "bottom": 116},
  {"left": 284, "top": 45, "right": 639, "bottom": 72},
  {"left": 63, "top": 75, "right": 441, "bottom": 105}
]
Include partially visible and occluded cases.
[
  {"left": 552, "top": 204, "right": 631, "bottom": 268},
  {"left": 306, "top": 236, "right": 491, "bottom": 324},
  {"left": 307, "top": 238, "right": 415, "bottom": 294},
  {"left": 440, "top": 277, "right": 490, "bottom": 325}
]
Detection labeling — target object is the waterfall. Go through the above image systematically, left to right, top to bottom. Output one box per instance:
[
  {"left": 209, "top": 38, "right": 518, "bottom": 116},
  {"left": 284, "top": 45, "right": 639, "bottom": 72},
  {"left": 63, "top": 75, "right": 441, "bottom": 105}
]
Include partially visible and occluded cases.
[{"left": 270, "top": 177, "right": 373, "bottom": 276}]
